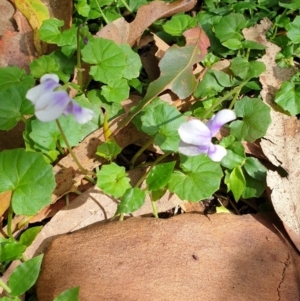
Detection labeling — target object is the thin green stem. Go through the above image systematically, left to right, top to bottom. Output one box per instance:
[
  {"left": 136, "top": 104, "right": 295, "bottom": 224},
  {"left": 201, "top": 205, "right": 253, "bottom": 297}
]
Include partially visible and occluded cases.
[
  {"left": 95, "top": 0, "right": 109, "bottom": 24},
  {"left": 120, "top": 0, "right": 132, "bottom": 12},
  {"left": 76, "top": 26, "right": 83, "bottom": 89},
  {"left": 203, "top": 82, "right": 247, "bottom": 119},
  {"left": 229, "top": 86, "right": 242, "bottom": 109},
  {"left": 21, "top": 116, "right": 27, "bottom": 123},
  {"left": 56, "top": 120, "right": 95, "bottom": 176},
  {"left": 130, "top": 137, "right": 154, "bottom": 168},
  {"left": 135, "top": 152, "right": 171, "bottom": 188},
  {"left": 84, "top": 175, "right": 96, "bottom": 184},
  {"left": 151, "top": 199, "right": 159, "bottom": 219},
  {"left": 7, "top": 202, "right": 14, "bottom": 240},
  {"left": 119, "top": 213, "right": 124, "bottom": 221},
  {"left": 0, "top": 278, "right": 11, "bottom": 294}
]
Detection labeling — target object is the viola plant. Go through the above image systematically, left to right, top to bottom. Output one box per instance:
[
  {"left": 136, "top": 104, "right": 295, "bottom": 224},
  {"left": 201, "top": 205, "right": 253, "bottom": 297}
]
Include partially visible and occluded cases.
[
  {"left": 0, "top": 0, "right": 297, "bottom": 299},
  {"left": 26, "top": 73, "right": 94, "bottom": 174},
  {"left": 26, "top": 74, "right": 93, "bottom": 124}
]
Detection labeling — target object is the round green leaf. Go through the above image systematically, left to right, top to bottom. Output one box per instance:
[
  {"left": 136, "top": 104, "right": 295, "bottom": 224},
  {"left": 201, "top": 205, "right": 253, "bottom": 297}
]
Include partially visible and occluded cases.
[
  {"left": 215, "top": 13, "right": 247, "bottom": 42},
  {"left": 163, "top": 14, "right": 197, "bottom": 36},
  {"left": 81, "top": 38, "right": 127, "bottom": 83},
  {"left": 119, "top": 44, "right": 142, "bottom": 80},
  {"left": 0, "top": 66, "right": 34, "bottom": 92},
  {"left": 101, "top": 79, "right": 130, "bottom": 103},
  {"left": 0, "top": 86, "right": 33, "bottom": 130},
  {"left": 230, "top": 97, "right": 271, "bottom": 142},
  {"left": 133, "top": 98, "right": 185, "bottom": 152},
  {"left": 29, "top": 115, "right": 83, "bottom": 151},
  {"left": 0, "top": 149, "right": 55, "bottom": 215},
  {"left": 168, "top": 155, "right": 223, "bottom": 201},
  {"left": 96, "top": 163, "right": 131, "bottom": 198},
  {"left": 116, "top": 188, "right": 146, "bottom": 214},
  {"left": 9, "top": 254, "right": 43, "bottom": 297}
]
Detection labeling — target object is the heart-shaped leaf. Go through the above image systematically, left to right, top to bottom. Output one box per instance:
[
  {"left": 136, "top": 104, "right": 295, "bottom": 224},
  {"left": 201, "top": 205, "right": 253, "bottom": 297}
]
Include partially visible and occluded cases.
[
  {"left": 230, "top": 97, "right": 271, "bottom": 142},
  {"left": 0, "top": 149, "right": 55, "bottom": 215},
  {"left": 168, "top": 154, "right": 223, "bottom": 201}
]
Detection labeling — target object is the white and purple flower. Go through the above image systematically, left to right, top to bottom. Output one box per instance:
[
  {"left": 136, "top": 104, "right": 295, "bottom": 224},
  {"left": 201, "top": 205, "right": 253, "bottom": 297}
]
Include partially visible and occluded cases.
[
  {"left": 26, "top": 74, "right": 93, "bottom": 124},
  {"left": 178, "top": 109, "right": 236, "bottom": 162}
]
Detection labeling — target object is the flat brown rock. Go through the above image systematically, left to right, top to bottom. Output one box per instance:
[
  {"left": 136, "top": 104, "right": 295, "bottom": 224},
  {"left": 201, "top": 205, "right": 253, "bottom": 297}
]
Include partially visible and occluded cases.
[{"left": 37, "top": 213, "right": 300, "bottom": 301}]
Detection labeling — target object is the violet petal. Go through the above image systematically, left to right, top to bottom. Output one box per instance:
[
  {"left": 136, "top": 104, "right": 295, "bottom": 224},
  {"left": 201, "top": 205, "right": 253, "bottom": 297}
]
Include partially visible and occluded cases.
[
  {"left": 206, "top": 109, "right": 236, "bottom": 136},
  {"left": 178, "top": 119, "right": 211, "bottom": 146},
  {"left": 178, "top": 141, "right": 209, "bottom": 156},
  {"left": 207, "top": 143, "right": 227, "bottom": 162}
]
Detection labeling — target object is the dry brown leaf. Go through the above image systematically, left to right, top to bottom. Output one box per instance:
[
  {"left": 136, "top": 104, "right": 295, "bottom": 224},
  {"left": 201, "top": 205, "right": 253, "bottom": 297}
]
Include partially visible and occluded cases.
[
  {"left": 96, "top": 0, "right": 197, "bottom": 45},
  {"left": 243, "top": 19, "right": 300, "bottom": 250},
  {"left": 37, "top": 213, "right": 300, "bottom": 301}
]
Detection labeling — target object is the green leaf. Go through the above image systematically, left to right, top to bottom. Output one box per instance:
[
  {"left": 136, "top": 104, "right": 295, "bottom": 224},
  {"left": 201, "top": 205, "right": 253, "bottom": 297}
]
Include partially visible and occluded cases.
[
  {"left": 75, "top": 0, "right": 90, "bottom": 17},
  {"left": 280, "top": 1, "right": 300, "bottom": 11},
  {"left": 215, "top": 13, "right": 247, "bottom": 42},
  {"left": 163, "top": 14, "right": 197, "bottom": 36},
  {"left": 39, "top": 18, "right": 65, "bottom": 44},
  {"left": 39, "top": 19, "right": 78, "bottom": 56},
  {"left": 120, "top": 26, "right": 210, "bottom": 128},
  {"left": 81, "top": 38, "right": 127, "bottom": 83},
  {"left": 222, "top": 38, "right": 242, "bottom": 50},
  {"left": 242, "top": 40, "right": 266, "bottom": 50},
  {"left": 119, "top": 44, "right": 142, "bottom": 80},
  {"left": 29, "top": 55, "right": 70, "bottom": 83},
  {"left": 30, "top": 55, "right": 59, "bottom": 78},
  {"left": 230, "top": 57, "right": 266, "bottom": 80},
  {"left": 0, "top": 67, "right": 34, "bottom": 92},
  {"left": 195, "top": 69, "right": 233, "bottom": 99},
  {"left": 101, "top": 79, "right": 130, "bottom": 103},
  {"left": 274, "top": 81, "right": 300, "bottom": 115},
  {"left": 0, "top": 86, "right": 33, "bottom": 130},
  {"left": 230, "top": 97, "right": 271, "bottom": 142},
  {"left": 132, "top": 98, "right": 185, "bottom": 152},
  {"left": 29, "top": 115, "right": 83, "bottom": 152},
  {"left": 96, "top": 141, "right": 122, "bottom": 160},
  {"left": 0, "top": 149, "right": 55, "bottom": 215},
  {"left": 221, "top": 149, "right": 245, "bottom": 170},
  {"left": 168, "top": 155, "right": 223, "bottom": 202},
  {"left": 243, "top": 157, "right": 267, "bottom": 181},
  {"left": 146, "top": 162, "right": 176, "bottom": 191},
  {"left": 96, "top": 163, "right": 131, "bottom": 198},
  {"left": 224, "top": 166, "right": 246, "bottom": 202},
  {"left": 242, "top": 171, "right": 266, "bottom": 199},
  {"left": 116, "top": 188, "right": 146, "bottom": 214},
  {"left": 150, "top": 189, "right": 167, "bottom": 202},
  {"left": 19, "top": 226, "right": 42, "bottom": 247},
  {"left": 0, "top": 241, "right": 26, "bottom": 262},
  {"left": 9, "top": 255, "right": 43, "bottom": 297},
  {"left": 53, "top": 287, "right": 80, "bottom": 301}
]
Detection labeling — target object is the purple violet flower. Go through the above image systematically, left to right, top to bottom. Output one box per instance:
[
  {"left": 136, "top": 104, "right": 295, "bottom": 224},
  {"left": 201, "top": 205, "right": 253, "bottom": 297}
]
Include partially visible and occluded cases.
[
  {"left": 26, "top": 74, "right": 93, "bottom": 124},
  {"left": 178, "top": 109, "right": 236, "bottom": 162}
]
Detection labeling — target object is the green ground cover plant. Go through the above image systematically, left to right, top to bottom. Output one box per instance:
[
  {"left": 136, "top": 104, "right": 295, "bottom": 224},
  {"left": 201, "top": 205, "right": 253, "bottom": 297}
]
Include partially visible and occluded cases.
[{"left": 0, "top": 0, "right": 300, "bottom": 299}]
